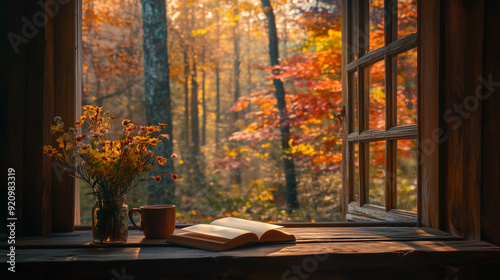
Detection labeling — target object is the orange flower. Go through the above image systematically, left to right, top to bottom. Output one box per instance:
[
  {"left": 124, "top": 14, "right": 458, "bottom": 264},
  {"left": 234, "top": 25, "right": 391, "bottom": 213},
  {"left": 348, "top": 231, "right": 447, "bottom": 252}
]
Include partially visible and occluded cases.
[
  {"left": 122, "top": 119, "right": 131, "bottom": 127},
  {"left": 158, "top": 123, "right": 168, "bottom": 127},
  {"left": 160, "top": 134, "right": 169, "bottom": 139},
  {"left": 56, "top": 136, "right": 69, "bottom": 149},
  {"left": 149, "top": 138, "right": 160, "bottom": 145},
  {"left": 43, "top": 145, "right": 58, "bottom": 157},
  {"left": 156, "top": 156, "right": 167, "bottom": 166},
  {"left": 153, "top": 175, "right": 161, "bottom": 182}
]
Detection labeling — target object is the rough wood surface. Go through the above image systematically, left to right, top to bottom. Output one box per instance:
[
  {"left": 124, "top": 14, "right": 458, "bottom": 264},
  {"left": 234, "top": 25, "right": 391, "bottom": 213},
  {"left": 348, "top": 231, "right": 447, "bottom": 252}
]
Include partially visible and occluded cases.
[
  {"left": 52, "top": 0, "right": 77, "bottom": 233},
  {"left": 417, "top": 0, "right": 441, "bottom": 229},
  {"left": 443, "top": 0, "right": 483, "bottom": 240},
  {"left": 480, "top": 0, "right": 500, "bottom": 247},
  {"left": 347, "top": 33, "right": 417, "bottom": 71},
  {"left": 347, "top": 125, "right": 417, "bottom": 142},
  {"left": 347, "top": 202, "right": 417, "bottom": 222},
  {"left": 2, "top": 227, "right": 500, "bottom": 280},
  {"left": 10, "top": 227, "right": 459, "bottom": 249}
]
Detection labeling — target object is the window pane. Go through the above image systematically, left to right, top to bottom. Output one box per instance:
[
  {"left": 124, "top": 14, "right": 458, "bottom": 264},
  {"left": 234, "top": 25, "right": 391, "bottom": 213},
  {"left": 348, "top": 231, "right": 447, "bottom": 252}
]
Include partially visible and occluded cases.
[
  {"left": 80, "top": 0, "right": 345, "bottom": 224},
  {"left": 369, "top": 0, "right": 385, "bottom": 51},
  {"left": 398, "top": 0, "right": 417, "bottom": 39},
  {"left": 396, "top": 48, "right": 417, "bottom": 126},
  {"left": 367, "top": 60, "right": 386, "bottom": 130},
  {"left": 396, "top": 139, "right": 417, "bottom": 211},
  {"left": 369, "top": 141, "right": 385, "bottom": 206},
  {"left": 354, "top": 142, "right": 360, "bottom": 202}
]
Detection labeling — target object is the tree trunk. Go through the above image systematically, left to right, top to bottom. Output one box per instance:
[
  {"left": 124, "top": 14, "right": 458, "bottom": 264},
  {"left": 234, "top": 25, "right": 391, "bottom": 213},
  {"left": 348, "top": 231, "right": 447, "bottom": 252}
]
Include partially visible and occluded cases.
[
  {"left": 141, "top": 0, "right": 175, "bottom": 204},
  {"left": 215, "top": 0, "right": 221, "bottom": 148},
  {"left": 261, "top": 0, "right": 299, "bottom": 209},
  {"left": 183, "top": 1, "right": 190, "bottom": 145},
  {"left": 190, "top": 3, "right": 200, "bottom": 155},
  {"left": 201, "top": 4, "right": 207, "bottom": 147},
  {"left": 231, "top": 4, "right": 242, "bottom": 185},
  {"left": 202, "top": 46, "right": 207, "bottom": 147},
  {"left": 183, "top": 48, "right": 190, "bottom": 145},
  {"left": 190, "top": 56, "right": 200, "bottom": 155}
]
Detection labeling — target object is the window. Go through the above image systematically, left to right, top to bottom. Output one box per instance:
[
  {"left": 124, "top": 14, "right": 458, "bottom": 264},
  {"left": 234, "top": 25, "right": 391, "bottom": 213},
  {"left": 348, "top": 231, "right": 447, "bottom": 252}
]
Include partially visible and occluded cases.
[
  {"left": 78, "top": 0, "right": 346, "bottom": 225},
  {"left": 342, "top": 0, "right": 418, "bottom": 222}
]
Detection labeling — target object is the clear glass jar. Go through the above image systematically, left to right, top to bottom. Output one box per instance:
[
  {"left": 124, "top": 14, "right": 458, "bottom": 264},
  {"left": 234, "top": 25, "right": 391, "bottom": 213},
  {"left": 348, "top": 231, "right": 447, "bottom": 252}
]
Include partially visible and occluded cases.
[{"left": 92, "top": 195, "right": 128, "bottom": 243}]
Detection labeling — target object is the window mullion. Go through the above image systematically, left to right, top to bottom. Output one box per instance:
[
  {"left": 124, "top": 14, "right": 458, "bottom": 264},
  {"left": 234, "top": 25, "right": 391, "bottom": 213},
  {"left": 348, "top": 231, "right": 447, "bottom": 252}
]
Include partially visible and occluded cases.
[{"left": 384, "top": 0, "right": 398, "bottom": 211}]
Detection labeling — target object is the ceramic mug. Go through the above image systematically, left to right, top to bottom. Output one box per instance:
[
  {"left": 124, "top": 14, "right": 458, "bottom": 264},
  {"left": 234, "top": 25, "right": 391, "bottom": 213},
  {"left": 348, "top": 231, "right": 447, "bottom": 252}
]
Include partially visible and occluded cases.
[{"left": 128, "top": 205, "right": 176, "bottom": 238}]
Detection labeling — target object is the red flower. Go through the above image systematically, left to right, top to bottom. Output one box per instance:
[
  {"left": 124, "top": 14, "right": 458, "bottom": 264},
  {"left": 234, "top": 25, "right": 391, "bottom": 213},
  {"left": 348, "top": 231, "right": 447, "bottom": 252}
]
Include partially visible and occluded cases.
[
  {"left": 171, "top": 174, "right": 178, "bottom": 180},
  {"left": 153, "top": 175, "right": 161, "bottom": 182}
]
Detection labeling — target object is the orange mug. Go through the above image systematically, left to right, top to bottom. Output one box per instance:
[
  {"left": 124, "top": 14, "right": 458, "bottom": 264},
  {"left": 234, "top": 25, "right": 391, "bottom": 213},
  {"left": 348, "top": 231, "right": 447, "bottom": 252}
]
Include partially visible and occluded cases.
[{"left": 128, "top": 205, "right": 176, "bottom": 239}]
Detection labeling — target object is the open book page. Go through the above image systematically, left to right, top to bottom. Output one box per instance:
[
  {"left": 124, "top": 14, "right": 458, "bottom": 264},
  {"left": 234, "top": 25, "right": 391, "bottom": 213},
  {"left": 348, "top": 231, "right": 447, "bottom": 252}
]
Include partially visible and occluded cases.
[
  {"left": 210, "top": 217, "right": 283, "bottom": 239},
  {"left": 181, "top": 224, "right": 254, "bottom": 240}
]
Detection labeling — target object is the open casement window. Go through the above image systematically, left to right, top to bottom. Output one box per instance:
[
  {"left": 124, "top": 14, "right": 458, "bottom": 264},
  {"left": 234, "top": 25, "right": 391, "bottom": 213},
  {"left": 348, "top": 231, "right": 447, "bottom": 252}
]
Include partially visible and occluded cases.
[{"left": 341, "top": 0, "right": 418, "bottom": 222}]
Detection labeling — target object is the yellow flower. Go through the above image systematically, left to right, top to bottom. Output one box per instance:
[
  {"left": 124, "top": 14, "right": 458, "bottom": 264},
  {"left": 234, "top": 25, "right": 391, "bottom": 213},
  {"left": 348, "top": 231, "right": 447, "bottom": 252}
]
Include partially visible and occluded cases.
[
  {"left": 82, "top": 105, "right": 95, "bottom": 112},
  {"left": 122, "top": 119, "right": 131, "bottom": 127},
  {"left": 50, "top": 124, "right": 64, "bottom": 134},
  {"left": 56, "top": 136, "right": 70, "bottom": 149},
  {"left": 135, "top": 136, "right": 149, "bottom": 143},
  {"left": 149, "top": 138, "right": 160, "bottom": 145},
  {"left": 43, "top": 145, "right": 58, "bottom": 157},
  {"left": 156, "top": 156, "right": 167, "bottom": 166}
]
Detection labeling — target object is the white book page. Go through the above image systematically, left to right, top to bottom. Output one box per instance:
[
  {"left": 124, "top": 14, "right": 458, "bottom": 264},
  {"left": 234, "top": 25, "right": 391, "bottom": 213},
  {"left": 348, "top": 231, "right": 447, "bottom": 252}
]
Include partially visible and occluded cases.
[
  {"left": 210, "top": 217, "right": 282, "bottom": 239},
  {"left": 181, "top": 224, "right": 253, "bottom": 240}
]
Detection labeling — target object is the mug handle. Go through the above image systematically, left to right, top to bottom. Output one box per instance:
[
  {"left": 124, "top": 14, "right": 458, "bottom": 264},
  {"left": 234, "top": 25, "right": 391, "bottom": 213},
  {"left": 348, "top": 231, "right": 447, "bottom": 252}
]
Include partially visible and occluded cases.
[{"left": 128, "top": 208, "right": 143, "bottom": 231}]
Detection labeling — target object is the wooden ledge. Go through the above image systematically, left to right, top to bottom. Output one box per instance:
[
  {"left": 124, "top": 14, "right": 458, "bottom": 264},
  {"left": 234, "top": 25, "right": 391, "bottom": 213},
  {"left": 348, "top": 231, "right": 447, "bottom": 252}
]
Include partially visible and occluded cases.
[{"left": 2, "top": 227, "right": 500, "bottom": 279}]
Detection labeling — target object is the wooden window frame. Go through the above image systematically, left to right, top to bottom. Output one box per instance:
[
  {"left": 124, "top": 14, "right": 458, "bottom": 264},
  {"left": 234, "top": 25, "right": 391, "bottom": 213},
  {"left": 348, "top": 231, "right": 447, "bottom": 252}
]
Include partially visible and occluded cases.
[
  {"left": 71, "top": 0, "right": 436, "bottom": 228},
  {"left": 342, "top": 0, "right": 418, "bottom": 222}
]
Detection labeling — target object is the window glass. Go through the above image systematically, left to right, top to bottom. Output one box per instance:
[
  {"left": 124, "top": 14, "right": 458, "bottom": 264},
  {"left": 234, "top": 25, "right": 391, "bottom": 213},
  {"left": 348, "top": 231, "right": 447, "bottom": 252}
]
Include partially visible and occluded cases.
[
  {"left": 81, "top": 0, "right": 344, "bottom": 224},
  {"left": 369, "top": 0, "right": 385, "bottom": 51},
  {"left": 398, "top": 0, "right": 417, "bottom": 39},
  {"left": 396, "top": 48, "right": 417, "bottom": 126},
  {"left": 367, "top": 60, "right": 386, "bottom": 130},
  {"left": 396, "top": 139, "right": 417, "bottom": 211},
  {"left": 369, "top": 140, "right": 385, "bottom": 206}
]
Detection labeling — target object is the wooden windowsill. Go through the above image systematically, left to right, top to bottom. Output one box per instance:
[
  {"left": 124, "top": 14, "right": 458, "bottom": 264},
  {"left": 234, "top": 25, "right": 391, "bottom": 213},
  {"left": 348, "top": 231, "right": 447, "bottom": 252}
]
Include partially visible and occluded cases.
[{"left": 3, "top": 227, "right": 500, "bottom": 279}]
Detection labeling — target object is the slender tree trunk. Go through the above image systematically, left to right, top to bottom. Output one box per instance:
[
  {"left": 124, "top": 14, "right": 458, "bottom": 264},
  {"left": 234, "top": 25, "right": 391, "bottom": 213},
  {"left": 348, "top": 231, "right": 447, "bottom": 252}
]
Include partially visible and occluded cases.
[
  {"left": 141, "top": 0, "right": 175, "bottom": 204},
  {"left": 215, "top": 0, "right": 221, "bottom": 148},
  {"left": 261, "top": 0, "right": 299, "bottom": 210},
  {"left": 183, "top": 2, "right": 190, "bottom": 145},
  {"left": 190, "top": 3, "right": 199, "bottom": 155},
  {"left": 201, "top": 3, "right": 207, "bottom": 147},
  {"left": 231, "top": 4, "right": 242, "bottom": 185},
  {"left": 233, "top": 6, "right": 241, "bottom": 122},
  {"left": 201, "top": 47, "right": 206, "bottom": 147},
  {"left": 183, "top": 48, "right": 190, "bottom": 144},
  {"left": 190, "top": 56, "right": 200, "bottom": 155}
]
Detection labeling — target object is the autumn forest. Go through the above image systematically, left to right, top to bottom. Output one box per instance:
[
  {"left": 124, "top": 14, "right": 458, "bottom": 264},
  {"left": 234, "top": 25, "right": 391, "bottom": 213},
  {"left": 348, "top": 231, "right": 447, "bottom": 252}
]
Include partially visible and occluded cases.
[{"left": 80, "top": 0, "right": 417, "bottom": 224}]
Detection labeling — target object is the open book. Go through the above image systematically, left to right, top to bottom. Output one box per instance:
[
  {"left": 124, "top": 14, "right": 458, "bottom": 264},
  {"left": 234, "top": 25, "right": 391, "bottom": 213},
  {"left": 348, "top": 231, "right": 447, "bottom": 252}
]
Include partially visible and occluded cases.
[{"left": 167, "top": 217, "right": 296, "bottom": 251}]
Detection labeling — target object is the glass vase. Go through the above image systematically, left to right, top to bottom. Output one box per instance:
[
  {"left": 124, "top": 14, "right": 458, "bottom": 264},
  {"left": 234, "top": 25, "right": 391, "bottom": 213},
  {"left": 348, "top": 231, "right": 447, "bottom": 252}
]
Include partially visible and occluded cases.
[{"left": 92, "top": 195, "right": 128, "bottom": 243}]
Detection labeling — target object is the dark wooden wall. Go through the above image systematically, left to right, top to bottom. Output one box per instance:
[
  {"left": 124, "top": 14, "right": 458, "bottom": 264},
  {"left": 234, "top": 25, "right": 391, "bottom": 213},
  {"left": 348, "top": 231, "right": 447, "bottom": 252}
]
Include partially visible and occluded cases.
[
  {"left": 1, "top": 0, "right": 77, "bottom": 235},
  {"left": 420, "top": 0, "right": 500, "bottom": 245},
  {"left": 480, "top": 0, "right": 500, "bottom": 247}
]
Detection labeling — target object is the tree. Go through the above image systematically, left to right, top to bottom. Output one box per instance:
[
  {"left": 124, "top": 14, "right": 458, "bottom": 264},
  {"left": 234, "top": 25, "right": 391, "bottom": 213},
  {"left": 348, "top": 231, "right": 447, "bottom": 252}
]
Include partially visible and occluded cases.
[
  {"left": 141, "top": 0, "right": 175, "bottom": 204},
  {"left": 261, "top": 0, "right": 299, "bottom": 210}
]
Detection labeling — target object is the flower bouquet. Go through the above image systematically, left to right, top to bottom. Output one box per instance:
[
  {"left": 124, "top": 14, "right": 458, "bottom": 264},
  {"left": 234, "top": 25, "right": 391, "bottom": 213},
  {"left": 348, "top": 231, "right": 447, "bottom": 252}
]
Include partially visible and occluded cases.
[{"left": 43, "top": 105, "right": 177, "bottom": 243}]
